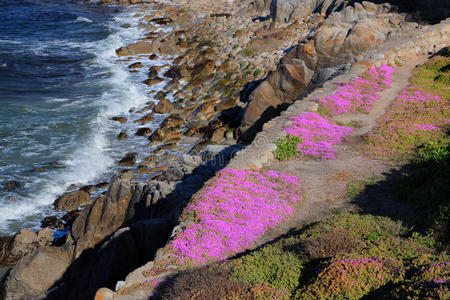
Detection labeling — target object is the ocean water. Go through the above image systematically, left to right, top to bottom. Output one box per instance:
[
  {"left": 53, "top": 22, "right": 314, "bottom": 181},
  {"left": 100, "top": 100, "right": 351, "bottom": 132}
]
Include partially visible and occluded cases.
[{"left": 0, "top": 0, "right": 163, "bottom": 236}]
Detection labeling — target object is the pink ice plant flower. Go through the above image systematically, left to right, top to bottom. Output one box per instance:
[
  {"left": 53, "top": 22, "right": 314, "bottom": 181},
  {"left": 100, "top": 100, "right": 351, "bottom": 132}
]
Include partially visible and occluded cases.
[
  {"left": 316, "top": 64, "right": 394, "bottom": 115},
  {"left": 367, "top": 88, "right": 449, "bottom": 157},
  {"left": 283, "top": 112, "right": 353, "bottom": 159},
  {"left": 168, "top": 169, "right": 302, "bottom": 266}
]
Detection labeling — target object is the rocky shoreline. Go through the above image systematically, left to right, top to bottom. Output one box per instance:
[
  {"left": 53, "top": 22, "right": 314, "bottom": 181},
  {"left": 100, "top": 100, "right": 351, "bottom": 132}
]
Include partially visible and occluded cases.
[{"left": 1, "top": 0, "right": 449, "bottom": 299}]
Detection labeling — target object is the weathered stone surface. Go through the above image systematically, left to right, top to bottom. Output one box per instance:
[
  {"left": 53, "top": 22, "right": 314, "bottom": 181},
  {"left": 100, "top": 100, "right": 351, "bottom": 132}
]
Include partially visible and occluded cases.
[
  {"left": 271, "top": 0, "right": 346, "bottom": 24},
  {"left": 240, "top": 3, "right": 402, "bottom": 140},
  {"left": 248, "top": 37, "right": 283, "bottom": 53},
  {"left": 116, "top": 41, "right": 154, "bottom": 56},
  {"left": 192, "top": 60, "right": 215, "bottom": 78},
  {"left": 128, "top": 62, "right": 143, "bottom": 69},
  {"left": 154, "top": 99, "right": 173, "bottom": 114},
  {"left": 134, "top": 113, "right": 155, "bottom": 124},
  {"left": 161, "top": 115, "right": 184, "bottom": 129},
  {"left": 111, "top": 116, "right": 127, "bottom": 124},
  {"left": 135, "top": 127, "right": 152, "bottom": 136},
  {"left": 117, "top": 131, "right": 128, "bottom": 141},
  {"left": 118, "top": 152, "right": 138, "bottom": 167},
  {"left": 67, "top": 181, "right": 133, "bottom": 260},
  {"left": 53, "top": 190, "right": 91, "bottom": 211},
  {"left": 61, "top": 210, "right": 81, "bottom": 228},
  {"left": 41, "top": 216, "right": 64, "bottom": 229},
  {"left": 0, "top": 229, "right": 38, "bottom": 265},
  {"left": 0, "top": 247, "right": 71, "bottom": 299}
]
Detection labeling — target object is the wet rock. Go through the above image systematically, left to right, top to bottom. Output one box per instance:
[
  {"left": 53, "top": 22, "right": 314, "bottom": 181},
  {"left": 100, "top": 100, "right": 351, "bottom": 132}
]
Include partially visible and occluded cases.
[
  {"left": 151, "top": 17, "right": 172, "bottom": 25},
  {"left": 116, "top": 41, "right": 154, "bottom": 56},
  {"left": 149, "top": 53, "right": 158, "bottom": 60},
  {"left": 192, "top": 60, "right": 215, "bottom": 78},
  {"left": 128, "top": 62, "right": 143, "bottom": 69},
  {"left": 163, "top": 66, "right": 182, "bottom": 80},
  {"left": 143, "top": 77, "right": 164, "bottom": 86},
  {"left": 154, "top": 91, "right": 166, "bottom": 100},
  {"left": 154, "top": 99, "right": 173, "bottom": 114},
  {"left": 134, "top": 113, "right": 155, "bottom": 124},
  {"left": 161, "top": 114, "right": 184, "bottom": 129},
  {"left": 111, "top": 116, "right": 127, "bottom": 124},
  {"left": 135, "top": 127, "right": 152, "bottom": 136},
  {"left": 148, "top": 127, "right": 183, "bottom": 144},
  {"left": 118, "top": 131, "right": 128, "bottom": 140},
  {"left": 118, "top": 152, "right": 138, "bottom": 167},
  {"left": 135, "top": 165, "right": 151, "bottom": 174},
  {"left": 2, "top": 181, "right": 22, "bottom": 191},
  {"left": 95, "top": 182, "right": 110, "bottom": 189},
  {"left": 80, "top": 185, "right": 96, "bottom": 193},
  {"left": 53, "top": 190, "right": 91, "bottom": 211},
  {"left": 61, "top": 210, "right": 81, "bottom": 227},
  {"left": 41, "top": 216, "right": 64, "bottom": 229}
]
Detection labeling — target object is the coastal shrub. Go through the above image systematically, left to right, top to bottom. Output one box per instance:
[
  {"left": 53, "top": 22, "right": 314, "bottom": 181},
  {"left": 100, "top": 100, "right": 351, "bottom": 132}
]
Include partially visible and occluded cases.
[
  {"left": 410, "top": 53, "right": 450, "bottom": 99},
  {"left": 316, "top": 64, "right": 394, "bottom": 115},
  {"left": 283, "top": 112, "right": 353, "bottom": 159},
  {"left": 274, "top": 136, "right": 302, "bottom": 161},
  {"left": 394, "top": 139, "right": 450, "bottom": 244},
  {"left": 167, "top": 169, "right": 303, "bottom": 266},
  {"left": 299, "top": 213, "right": 408, "bottom": 244},
  {"left": 303, "top": 228, "right": 360, "bottom": 259},
  {"left": 230, "top": 238, "right": 308, "bottom": 294},
  {"left": 297, "top": 257, "right": 404, "bottom": 300},
  {"left": 383, "top": 260, "right": 450, "bottom": 299},
  {"left": 158, "top": 265, "right": 291, "bottom": 300},
  {"left": 158, "top": 266, "right": 248, "bottom": 300}
]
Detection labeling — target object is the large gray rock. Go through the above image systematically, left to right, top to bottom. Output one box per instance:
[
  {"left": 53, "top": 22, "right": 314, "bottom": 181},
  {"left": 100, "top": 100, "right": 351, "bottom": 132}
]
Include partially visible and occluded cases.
[
  {"left": 271, "top": 0, "right": 348, "bottom": 24},
  {"left": 239, "top": 2, "right": 403, "bottom": 141},
  {"left": 0, "top": 178, "right": 175, "bottom": 300},
  {"left": 53, "top": 190, "right": 91, "bottom": 211},
  {"left": 0, "top": 230, "right": 39, "bottom": 265},
  {"left": 0, "top": 247, "right": 71, "bottom": 300}
]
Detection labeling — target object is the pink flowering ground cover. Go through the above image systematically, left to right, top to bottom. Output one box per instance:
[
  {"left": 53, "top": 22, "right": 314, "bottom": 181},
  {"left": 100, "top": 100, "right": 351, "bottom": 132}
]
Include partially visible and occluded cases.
[
  {"left": 316, "top": 64, "right": 394, "bottom": 115},
  {"left": 366, "top": 88, "right": 450, "bottom": 158},
  {"left": 283, "top": 112, "right": 353, "bottom": 159},
  {"left": 165, "top": 169, "right": 303, "bottom": 266}
]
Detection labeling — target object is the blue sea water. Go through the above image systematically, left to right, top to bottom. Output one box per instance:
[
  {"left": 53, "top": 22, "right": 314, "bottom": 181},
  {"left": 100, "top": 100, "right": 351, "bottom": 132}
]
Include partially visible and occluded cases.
[{"left": 0, "top": 0, "right": 153, "bottom": 235}]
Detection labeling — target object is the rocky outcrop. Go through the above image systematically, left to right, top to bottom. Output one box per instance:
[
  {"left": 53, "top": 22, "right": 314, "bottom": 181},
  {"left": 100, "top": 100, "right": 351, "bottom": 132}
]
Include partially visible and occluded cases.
[
  {"left": 271, "top": 0, "right": 350, "bottom": 24},
  {"left": 239, "top": 2, "right": 403, "bottom": 141},
  {"left": 53, "top": 190, "right": 91, "bottom": 211},
  {"left": 0, "top": 229, "right": 53, "bottom": 266},
  {"left": 0, "top": 247, "right": 71, "bottom": 300}
]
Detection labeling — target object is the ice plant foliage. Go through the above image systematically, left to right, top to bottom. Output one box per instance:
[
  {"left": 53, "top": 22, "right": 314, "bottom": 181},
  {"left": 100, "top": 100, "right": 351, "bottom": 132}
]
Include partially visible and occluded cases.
[
  {"left": 316, "top": 64, "right": 394, "bottom": 115},
  {"left": 366, "top": 88, "right": 450, "bottom": 158},
  {"left": 283, "top": 112, "right": 353, "bottom": 159},
  {"left": 168, "top": 169, "right": 302, "bottom": 266},
  {"left": 300, "top": 257, "right": 404, "bottom": 299},
  {"left": 421, "top": 262, "right": 450, "bottom": 287}
]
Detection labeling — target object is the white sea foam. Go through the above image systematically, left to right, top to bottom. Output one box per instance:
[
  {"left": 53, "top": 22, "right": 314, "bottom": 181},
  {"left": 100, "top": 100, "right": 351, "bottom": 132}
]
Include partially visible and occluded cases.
[
  {"left": 0, "top": 8, "right": 153, "bottom": 235},
  {"left": 74, "top": 16, "right": 93, "bottom": 23}
]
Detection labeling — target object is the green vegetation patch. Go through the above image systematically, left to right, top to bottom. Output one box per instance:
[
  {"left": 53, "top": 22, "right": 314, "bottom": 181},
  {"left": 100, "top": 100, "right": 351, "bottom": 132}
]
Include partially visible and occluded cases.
[
  {"left": 411, "top": 51, "right": 450, "bottom": 100},
  {"left": 275, "top": 136, "right": 302, "bottom": 161},
  {"left": 346, "top": 176, "right": 381, "bottom": 198}
]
